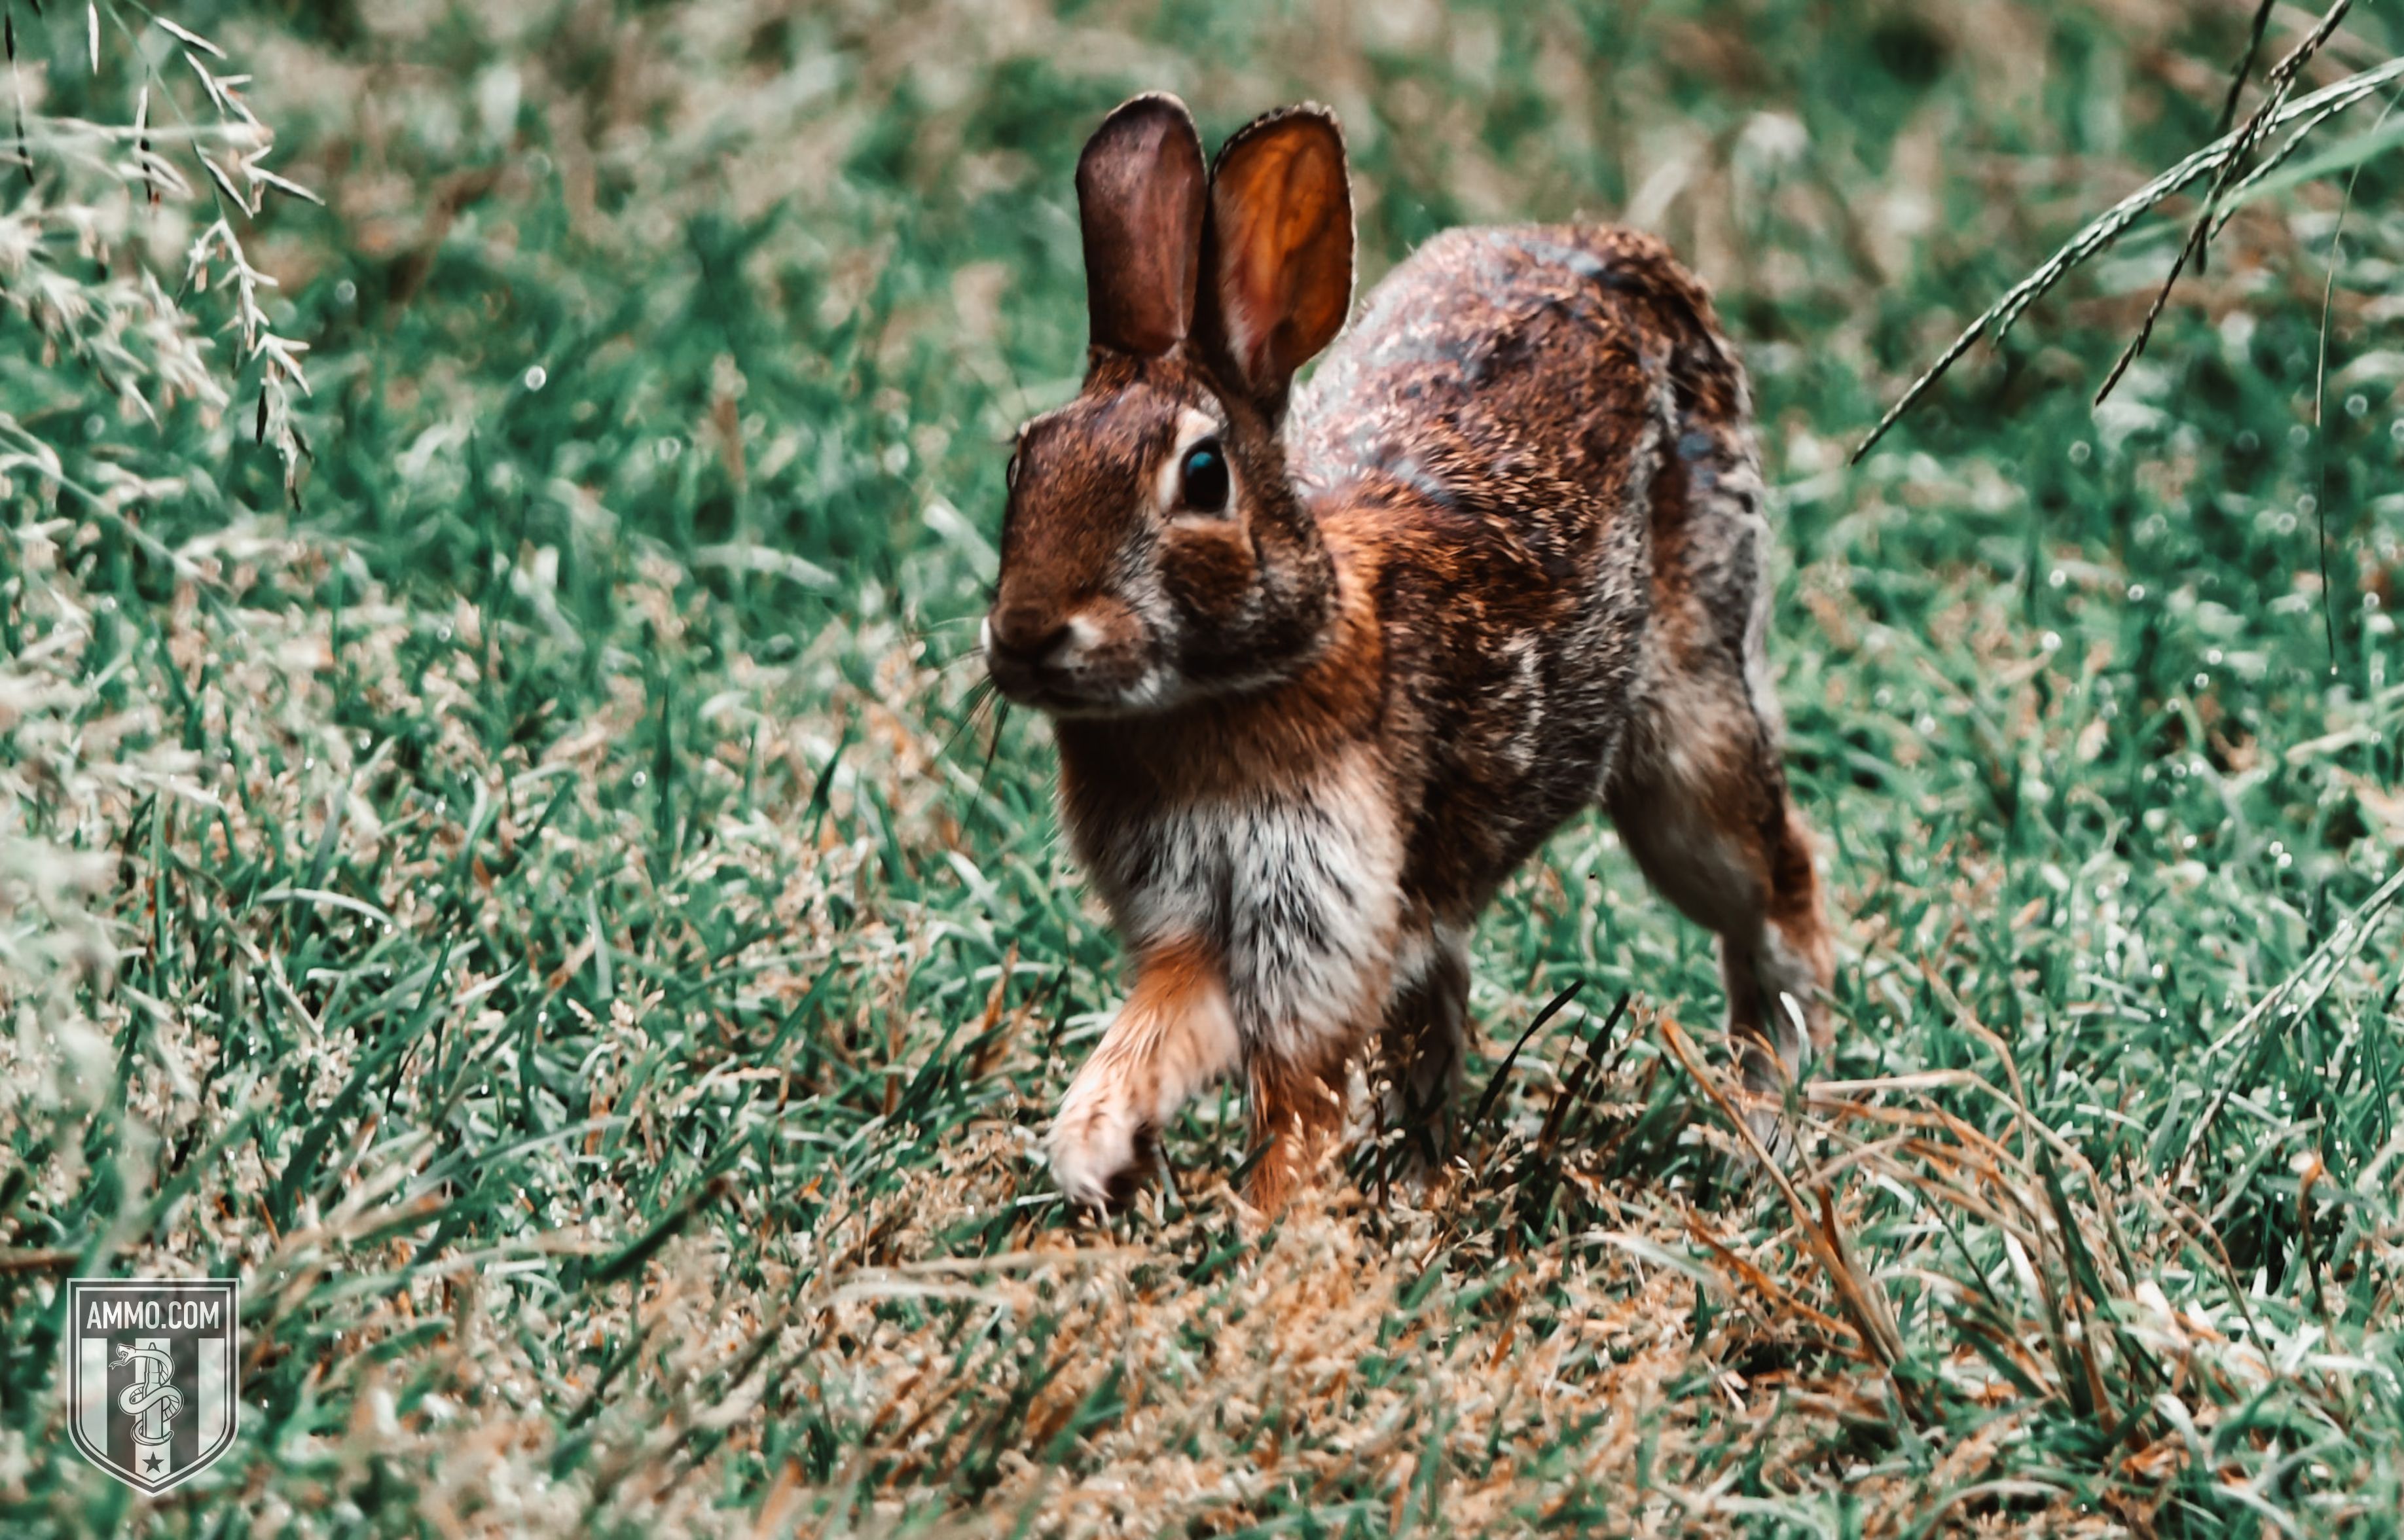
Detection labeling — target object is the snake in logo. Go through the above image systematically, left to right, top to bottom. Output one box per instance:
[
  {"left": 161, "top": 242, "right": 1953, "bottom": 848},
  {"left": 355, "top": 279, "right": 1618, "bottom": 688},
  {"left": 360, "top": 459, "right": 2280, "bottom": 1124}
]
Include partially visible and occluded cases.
[{"left": 114, "top": 1341, "right": 185, "bottom": 1477}]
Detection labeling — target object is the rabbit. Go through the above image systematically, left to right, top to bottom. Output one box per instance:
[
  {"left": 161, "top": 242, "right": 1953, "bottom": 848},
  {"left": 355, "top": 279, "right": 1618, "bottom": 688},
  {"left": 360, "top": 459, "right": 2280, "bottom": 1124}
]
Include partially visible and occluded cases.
[{"left": 983, "top": 94, "right": 1835, "bottom": 1211}]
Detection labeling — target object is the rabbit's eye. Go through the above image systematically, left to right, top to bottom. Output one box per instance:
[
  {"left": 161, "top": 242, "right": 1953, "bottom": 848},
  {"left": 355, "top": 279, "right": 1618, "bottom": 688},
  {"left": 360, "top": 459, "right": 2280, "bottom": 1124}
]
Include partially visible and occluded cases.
[
  {"left": 1179, "top": 439, "right": 1229, "bottom": 513},
  {"left": 1005, "top": 451, "right": 1022, "bottom": 491}
]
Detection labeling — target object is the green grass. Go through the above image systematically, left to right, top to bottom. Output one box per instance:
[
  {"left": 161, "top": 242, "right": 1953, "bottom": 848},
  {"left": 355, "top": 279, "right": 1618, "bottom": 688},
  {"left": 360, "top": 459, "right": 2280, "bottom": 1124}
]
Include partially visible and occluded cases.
[{"left": 5, "top": 1, "right": 2404, "bottom": 1533}]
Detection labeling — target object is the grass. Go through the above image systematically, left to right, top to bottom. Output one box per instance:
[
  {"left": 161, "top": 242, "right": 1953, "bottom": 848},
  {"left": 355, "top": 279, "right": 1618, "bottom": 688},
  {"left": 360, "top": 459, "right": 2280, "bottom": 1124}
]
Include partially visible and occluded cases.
[{"left": 5, "top": 0, "right": 2404, "bottom": 1533}]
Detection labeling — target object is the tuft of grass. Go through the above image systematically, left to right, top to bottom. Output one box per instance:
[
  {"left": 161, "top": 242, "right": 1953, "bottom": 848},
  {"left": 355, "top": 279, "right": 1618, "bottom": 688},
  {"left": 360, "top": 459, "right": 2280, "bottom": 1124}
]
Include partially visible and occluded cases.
[{"left": 3, "top": 1, "right": 2404, "bottom": 1534}]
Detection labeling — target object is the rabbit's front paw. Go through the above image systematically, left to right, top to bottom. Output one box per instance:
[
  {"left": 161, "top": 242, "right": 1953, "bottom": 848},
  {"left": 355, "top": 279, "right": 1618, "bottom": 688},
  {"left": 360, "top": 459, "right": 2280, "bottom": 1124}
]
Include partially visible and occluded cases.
[{"left": 1047, "top": 1064, "right": 1150, "bottom": 1208}]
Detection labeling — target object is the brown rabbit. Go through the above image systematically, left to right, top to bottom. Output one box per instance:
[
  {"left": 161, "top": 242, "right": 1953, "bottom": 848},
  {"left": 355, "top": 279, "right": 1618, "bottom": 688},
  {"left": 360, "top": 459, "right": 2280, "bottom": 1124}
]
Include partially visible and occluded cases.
[{"left": 985, "top": 94, "right": 1834, "bottom": 1211}]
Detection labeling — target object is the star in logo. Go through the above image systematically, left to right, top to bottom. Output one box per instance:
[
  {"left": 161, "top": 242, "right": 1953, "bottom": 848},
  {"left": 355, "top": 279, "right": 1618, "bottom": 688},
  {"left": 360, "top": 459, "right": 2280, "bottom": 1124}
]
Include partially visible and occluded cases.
[{"left": 143, "top": 1452, "right": 166, "bottom": 1473}]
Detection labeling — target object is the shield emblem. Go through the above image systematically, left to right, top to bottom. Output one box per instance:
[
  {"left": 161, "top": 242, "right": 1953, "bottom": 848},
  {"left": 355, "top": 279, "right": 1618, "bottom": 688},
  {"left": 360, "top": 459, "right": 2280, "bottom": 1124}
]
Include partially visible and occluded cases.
[{"left": 64, "top": 1278, "right": 241, "bottom": 1494}]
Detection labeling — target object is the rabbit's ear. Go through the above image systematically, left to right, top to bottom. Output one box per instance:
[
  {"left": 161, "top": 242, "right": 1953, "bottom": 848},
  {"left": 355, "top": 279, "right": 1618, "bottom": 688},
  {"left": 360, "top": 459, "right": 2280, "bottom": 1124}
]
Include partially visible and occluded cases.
[
  {"left": 1077, "top": 94, "right": 1208, "bottom": 357},
  {"left": 1203, "top": 105, "right": 1354, "bottom": 412}
]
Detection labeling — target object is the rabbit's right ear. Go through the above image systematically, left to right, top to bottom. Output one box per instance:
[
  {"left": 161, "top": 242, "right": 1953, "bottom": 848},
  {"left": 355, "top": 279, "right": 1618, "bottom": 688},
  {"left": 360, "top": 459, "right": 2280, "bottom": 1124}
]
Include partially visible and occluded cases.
[
  {"left": 1076, "top": 94, "right": 1208, "bottom": 357},
  {"left": 1201, "top": 105, "right": 1353, "bottom": 414}
]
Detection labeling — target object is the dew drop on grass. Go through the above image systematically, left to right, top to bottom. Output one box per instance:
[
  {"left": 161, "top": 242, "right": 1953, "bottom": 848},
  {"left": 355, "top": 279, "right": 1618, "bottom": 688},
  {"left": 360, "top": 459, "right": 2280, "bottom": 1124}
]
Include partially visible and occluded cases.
[
  {"left": 334, "top": 279, "right": 357, "bottom": 306},
  {"left": 524, "top": 365, "right": 548, "bottom": 391},
  {"left": 2345, "top": 393, "right": 2368, "bottom": 418},
  {"left": 2290, "top": 423, "right": 2312, "bottom": 448},
  {"left": 2067, "top": 441, "right": 2091, "bottom": 465},
  {"left": 2048, "top": 567, "right": 2067, "bottom": 589},
  {"left": 2128, "top": 584, "right": 2146, "bottom": 601},
  {"left": 2041, "top": 630, "right": 2061, "bottom": 652},
  {"left": 632, "top": 770, "right": 649, "bottom": 789}
]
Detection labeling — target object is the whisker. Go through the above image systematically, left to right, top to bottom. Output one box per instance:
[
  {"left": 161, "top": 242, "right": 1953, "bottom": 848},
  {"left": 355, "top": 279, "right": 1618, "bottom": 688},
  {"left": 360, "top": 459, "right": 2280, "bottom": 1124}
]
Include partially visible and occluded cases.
[
  {"left": 938, "top": 677, "right": 1001, "bottom": 762},
  {"left": 976, "top": 698, "right": 1013, "bottom": 798}
]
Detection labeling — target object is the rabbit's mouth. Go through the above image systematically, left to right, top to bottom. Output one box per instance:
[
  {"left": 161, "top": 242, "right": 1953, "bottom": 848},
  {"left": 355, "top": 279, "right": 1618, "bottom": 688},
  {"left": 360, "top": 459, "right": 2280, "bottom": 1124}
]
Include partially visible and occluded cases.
[
  {"left": 982, "top": 611, "right": 1171, "bottom": 717},
  {"left": 986, "top": 662, "right": 1172, "bottom": 717}
]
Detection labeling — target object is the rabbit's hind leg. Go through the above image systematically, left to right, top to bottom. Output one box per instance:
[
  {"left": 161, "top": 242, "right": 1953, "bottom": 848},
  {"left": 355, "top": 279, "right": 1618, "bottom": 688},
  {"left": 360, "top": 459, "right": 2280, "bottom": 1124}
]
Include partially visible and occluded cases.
[
  {"left": 1606, "top": 382, "right": 1832, "bottom": 1101},
  {"left": 1603, "top": 657, "right": 1832, "bottom": 1096}
]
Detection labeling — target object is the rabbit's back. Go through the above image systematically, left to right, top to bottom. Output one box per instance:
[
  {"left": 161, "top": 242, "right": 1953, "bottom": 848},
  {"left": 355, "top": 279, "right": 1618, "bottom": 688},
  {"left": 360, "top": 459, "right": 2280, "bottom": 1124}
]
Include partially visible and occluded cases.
[
  {"left": 1285, "top": 224, "right": 1759, "bottom": 909},
  {"left": 1291, "top": 224, "right": 1745, "bottom": 544}
]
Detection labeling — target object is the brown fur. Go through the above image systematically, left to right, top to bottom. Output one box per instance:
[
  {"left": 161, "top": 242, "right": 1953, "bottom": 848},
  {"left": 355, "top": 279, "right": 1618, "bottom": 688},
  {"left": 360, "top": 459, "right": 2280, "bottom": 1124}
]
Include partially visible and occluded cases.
[{"left": 990, "top": 96, "right": 1836, "bottom": 1211}]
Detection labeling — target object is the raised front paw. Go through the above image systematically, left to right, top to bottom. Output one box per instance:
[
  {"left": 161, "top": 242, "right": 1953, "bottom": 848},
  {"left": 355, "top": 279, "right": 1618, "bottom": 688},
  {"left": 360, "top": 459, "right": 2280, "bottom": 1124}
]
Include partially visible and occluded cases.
[{"left": 1047, "top": 1064, "right": 1152, "bottom": 1209}]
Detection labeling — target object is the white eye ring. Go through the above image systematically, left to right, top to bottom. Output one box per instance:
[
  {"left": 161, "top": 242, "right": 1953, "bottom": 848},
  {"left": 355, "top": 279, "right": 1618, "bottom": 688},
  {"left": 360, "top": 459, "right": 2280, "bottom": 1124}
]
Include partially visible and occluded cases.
[{"left": 1157, "top": 407, "right": 1228, "bottom": 517}]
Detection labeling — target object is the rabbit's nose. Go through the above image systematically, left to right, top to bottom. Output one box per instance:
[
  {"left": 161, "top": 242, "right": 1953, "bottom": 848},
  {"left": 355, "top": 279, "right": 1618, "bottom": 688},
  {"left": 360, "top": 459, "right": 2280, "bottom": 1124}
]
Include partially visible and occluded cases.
[{"left": 985, "top": 606, "right": 1072, "bottom": 664}]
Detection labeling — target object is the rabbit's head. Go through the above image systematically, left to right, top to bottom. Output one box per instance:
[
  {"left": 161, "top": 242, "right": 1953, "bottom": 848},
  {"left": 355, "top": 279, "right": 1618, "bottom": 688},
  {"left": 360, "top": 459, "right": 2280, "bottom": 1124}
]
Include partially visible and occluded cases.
[{"left": 985, "top": 96, "right": 1355, "bottom": 717}]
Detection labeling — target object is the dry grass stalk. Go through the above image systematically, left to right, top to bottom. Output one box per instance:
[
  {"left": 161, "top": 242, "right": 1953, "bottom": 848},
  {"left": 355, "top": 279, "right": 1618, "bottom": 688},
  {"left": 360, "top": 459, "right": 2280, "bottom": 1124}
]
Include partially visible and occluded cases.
[{"left": 1855, "top": 34, "right": 2404, "bottom": 459}]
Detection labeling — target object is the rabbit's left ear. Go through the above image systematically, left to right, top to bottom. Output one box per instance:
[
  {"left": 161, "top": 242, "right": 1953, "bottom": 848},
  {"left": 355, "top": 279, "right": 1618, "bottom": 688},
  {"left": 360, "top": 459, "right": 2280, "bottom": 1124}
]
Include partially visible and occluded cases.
[{"left": 1203, "top": 105, "right": 1354, "bottom": 414}]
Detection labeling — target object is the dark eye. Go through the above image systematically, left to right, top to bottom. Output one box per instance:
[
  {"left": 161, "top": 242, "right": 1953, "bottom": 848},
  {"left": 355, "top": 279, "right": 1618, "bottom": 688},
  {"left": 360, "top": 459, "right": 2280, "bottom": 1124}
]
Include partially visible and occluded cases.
[{"left": 1179, "top": 439, "right": 1229, "bottom": 514}]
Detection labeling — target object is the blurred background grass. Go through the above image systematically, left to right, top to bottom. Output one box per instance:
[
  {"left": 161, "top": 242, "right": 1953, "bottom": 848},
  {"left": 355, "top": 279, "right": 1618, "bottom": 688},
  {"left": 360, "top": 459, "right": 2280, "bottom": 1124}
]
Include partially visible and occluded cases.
[{"left": 5, "top": 1, "right": 2404, "bottom": 1533}]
